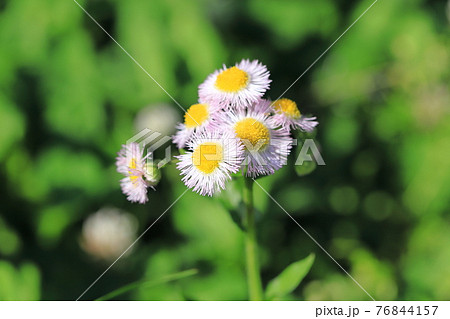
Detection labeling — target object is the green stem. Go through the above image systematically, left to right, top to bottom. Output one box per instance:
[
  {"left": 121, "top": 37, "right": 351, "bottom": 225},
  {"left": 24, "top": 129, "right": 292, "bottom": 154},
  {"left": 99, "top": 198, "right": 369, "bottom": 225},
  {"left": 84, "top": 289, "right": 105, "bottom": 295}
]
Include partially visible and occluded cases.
[{"left": 243, "top": 177, "right": 264, "bottom": 301}]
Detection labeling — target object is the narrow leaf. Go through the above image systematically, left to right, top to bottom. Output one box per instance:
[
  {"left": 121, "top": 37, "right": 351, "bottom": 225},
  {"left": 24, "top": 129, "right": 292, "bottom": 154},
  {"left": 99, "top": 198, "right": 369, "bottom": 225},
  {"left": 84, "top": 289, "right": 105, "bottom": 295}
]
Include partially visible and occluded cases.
[
  {"left": 265, "top": 254, "right": 315, "bottom": 300},
  {"left": 96, "top": 268, "right": 198, "bottom": 301}
]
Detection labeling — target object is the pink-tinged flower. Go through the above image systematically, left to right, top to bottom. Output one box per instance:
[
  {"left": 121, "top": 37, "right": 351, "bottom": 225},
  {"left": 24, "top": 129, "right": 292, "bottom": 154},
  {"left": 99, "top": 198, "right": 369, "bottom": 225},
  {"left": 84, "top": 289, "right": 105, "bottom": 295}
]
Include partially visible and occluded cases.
[
  {"left": 198, "top": 59, "right": 271, "bottom": 109},
  {"left": 271, "top": 98, "right": 318, "bottom": 132},
  {"left": 222, "top": 99, "right": 293, "bottom": 177},
  {"left": 173, "top": 102, "right": 220, "bottom": 149},
  {"left": 176, "top": 130, "right": 244, "bottom": 196},
  {"left": 116, "top": 143, "right": 157, "bottom": 204}
]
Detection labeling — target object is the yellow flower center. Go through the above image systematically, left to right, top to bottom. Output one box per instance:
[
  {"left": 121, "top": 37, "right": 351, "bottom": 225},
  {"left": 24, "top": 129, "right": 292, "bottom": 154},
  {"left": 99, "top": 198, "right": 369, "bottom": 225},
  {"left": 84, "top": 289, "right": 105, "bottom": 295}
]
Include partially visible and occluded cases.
[
  {"left": 215, "top": 66, "right": 249, "bottom": 92},
  {"left": 272, "top": 98, "right": 301, "bottom": 118},
  {"left": 184, "top": 103, "right": 209, "bottom": 128},
  {"left": 234, "top": 118, "right": 270, "bottom": 149},
  {"left": 192, "top": 142, "right": 223, "bottom": 174},
  {"left": 129, "top": 158, "right": 138, "bottom": 183}
]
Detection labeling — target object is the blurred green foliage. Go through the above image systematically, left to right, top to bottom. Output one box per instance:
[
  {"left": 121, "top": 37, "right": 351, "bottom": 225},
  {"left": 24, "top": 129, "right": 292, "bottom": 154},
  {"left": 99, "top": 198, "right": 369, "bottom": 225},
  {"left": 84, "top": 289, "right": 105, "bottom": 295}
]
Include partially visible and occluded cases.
[{"left": 0, "top": 0, "right": 449, "bottom": 300}]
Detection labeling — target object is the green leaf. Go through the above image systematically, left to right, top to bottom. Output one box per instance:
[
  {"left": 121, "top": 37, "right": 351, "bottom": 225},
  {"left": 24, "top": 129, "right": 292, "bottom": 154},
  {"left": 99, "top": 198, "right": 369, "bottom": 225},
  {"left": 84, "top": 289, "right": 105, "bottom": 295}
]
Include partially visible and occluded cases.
[
  {"left": 265, "top": 254, "right": 315, "bottom": 300},
  {"left": 96, "top": 269, "right": 198, "bottom": 301}
]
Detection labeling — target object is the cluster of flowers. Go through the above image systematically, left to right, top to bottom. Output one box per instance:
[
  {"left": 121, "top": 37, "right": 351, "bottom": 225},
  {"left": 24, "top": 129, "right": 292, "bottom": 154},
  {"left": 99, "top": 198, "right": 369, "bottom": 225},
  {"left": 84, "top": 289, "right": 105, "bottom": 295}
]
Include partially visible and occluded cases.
[{"left": 116, "top": 59, "right": 318, "bottom": 203}]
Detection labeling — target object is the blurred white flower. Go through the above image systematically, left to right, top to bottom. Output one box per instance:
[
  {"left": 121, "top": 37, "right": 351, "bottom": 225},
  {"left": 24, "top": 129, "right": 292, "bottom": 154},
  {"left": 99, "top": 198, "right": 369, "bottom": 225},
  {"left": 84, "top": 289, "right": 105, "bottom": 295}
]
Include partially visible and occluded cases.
[
  {"left": 134, "top": 104, "right": 181, "bottom": 137},
  {"left": 81, "top": 207, "right": 138, "bottom": 261}
]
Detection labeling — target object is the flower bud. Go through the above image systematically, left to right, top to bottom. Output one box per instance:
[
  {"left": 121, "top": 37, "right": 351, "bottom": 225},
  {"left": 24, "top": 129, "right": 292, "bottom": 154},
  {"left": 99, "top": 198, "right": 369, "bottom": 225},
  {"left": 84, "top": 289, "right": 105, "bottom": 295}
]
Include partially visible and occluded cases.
[{"left": 144, "top": 163, "right": 161, "bottom": 186}]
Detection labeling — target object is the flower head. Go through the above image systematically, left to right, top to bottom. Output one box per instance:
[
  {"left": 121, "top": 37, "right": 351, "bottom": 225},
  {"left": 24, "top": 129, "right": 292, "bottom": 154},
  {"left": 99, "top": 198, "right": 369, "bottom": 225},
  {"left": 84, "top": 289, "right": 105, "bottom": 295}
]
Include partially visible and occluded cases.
[
  {"left": 199, "top": 59, "right": 271, "bottom": 109},
  {"left": 271, "top": 98, "right": 318, "bottom": 132},
  {"left": 223, "top": 99, "right": 293, "bottom": 177},
  {"left": 173, "top": 102, "right": 220, "bottom": 149},
  {"left": 176, "top": 130, "right": 244, "bottom": 196},
  {"left": 116, "top": 143, "right": 157, "bottom": 203}
]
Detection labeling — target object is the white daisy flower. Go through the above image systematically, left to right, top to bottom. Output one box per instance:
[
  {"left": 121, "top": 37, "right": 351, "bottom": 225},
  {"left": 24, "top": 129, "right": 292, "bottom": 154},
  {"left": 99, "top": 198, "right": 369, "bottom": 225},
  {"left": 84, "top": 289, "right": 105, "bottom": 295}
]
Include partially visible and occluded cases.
[
  {"left": 198, "top": 59, "right": 271, "bottom": 109},
  {"left": 271, "top": 98, "right": 318, "bottom": 132},
  {"left": 222, "top": 99, "right": 293, "bottom": 177},
  {"left": 173, "top": 102, "right": 220, "bottom": 149},
  {"left": 176, "top": 130, "right": 244, "bottom": 196},
  {"left": 116, "top": 143, "right": 157, "bottom": 204}
]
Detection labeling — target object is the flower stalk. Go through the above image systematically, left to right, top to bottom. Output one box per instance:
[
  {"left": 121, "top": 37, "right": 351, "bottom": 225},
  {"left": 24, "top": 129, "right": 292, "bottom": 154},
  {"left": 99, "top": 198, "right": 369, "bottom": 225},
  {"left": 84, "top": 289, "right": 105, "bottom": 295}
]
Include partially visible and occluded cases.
[{"left": 243, "top": 177, "right": 263, "bottom": 301}]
